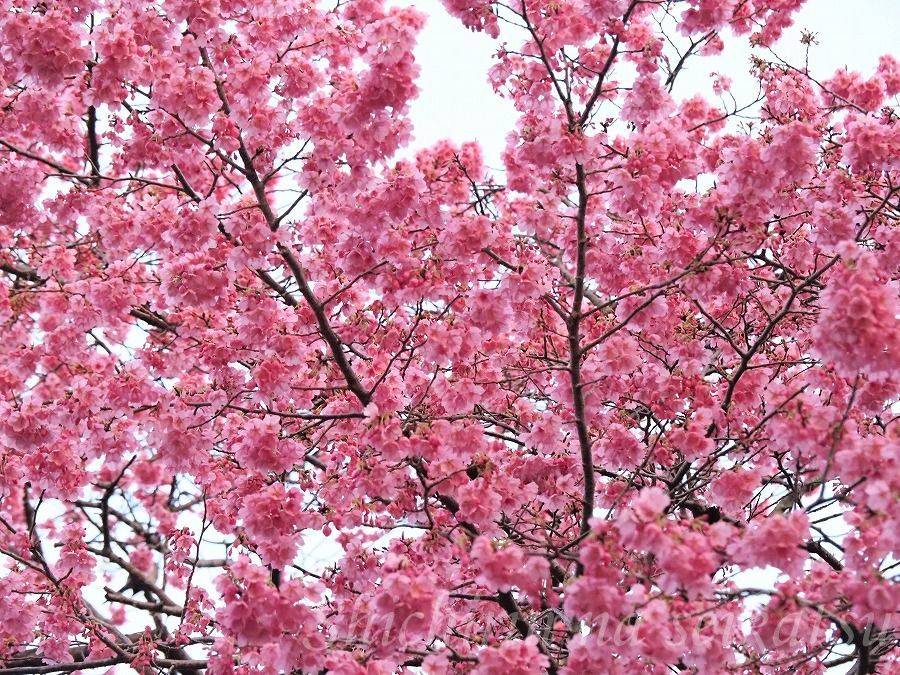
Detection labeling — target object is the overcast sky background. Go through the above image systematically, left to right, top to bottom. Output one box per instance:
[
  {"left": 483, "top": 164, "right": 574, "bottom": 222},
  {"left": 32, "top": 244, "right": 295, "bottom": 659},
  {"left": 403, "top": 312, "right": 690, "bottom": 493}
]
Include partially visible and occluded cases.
[{"left": 393, "top": 0, "right": 900, "bottom": 169}]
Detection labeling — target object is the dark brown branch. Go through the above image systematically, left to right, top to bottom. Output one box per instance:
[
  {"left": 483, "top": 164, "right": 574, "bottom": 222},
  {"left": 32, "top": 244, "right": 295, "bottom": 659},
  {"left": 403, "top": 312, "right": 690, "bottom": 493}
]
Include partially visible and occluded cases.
[
  {"left": 577, "top": 1, "right": 638, "bottom": 128},
  {"left": 665, "top": 31, "right": 717, "bottom": 91},
  {"left": 198, "top": 41, "right": 371, "bottom": 407},
  {"left": 86, "top": 105, "right": 101, "bottom": 185},
  {"left": 0, "top": 138, "right": 92, "bottom": 185},
  {"left": 569, "top": 162, "right": 594, "bottom": 537},
  {"left": 170, "top": 163, "right": 202, "bottom": 202},
  {"left": 277, "top": 243, "right": 371, "bottom": 406},
  {"left": 722, "top": 256, "right": 839, "bottom": 410},
  {"left": 0, "top": 261, "right": 42, "bottom": 282},
  {"left": 129, "top": 306, "right": 178, "bottom": 334},
  {"left": 804, "top": 540, "right": 844, "bottom": 572},
  {"left": 104, "top": 590, "right": 182, "bottom": 616}
]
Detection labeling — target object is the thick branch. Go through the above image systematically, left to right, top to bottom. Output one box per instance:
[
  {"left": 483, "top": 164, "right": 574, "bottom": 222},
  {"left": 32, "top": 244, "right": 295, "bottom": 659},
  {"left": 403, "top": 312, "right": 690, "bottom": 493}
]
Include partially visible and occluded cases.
[
  {"left": 86, "top": 106, "right": 101, "bottom": 185},
  {"left": 569, "top": 163, "right": 594, "bottom": 537},
  {"left": 276, "top": 243, "right": 371, "bottom": 406}
]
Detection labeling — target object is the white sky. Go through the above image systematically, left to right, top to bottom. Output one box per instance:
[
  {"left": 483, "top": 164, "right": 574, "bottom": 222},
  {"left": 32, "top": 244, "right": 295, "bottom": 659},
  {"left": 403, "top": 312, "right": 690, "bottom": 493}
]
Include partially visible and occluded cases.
[{"left": 398, "top": 0, "right": 900, "bottom": 168}]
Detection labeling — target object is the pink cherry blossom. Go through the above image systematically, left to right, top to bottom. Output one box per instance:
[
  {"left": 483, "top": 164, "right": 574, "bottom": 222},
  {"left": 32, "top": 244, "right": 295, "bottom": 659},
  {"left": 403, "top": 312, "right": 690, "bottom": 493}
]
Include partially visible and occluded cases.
[
  {"left": 0, "top": 0, "right": 896, "bottom": 672},
  {"left": 729, "top": 512, "right": 811, "bottom": 577},
  {"left": 473, "top": 637, "right": 549, "bottom": 674}
]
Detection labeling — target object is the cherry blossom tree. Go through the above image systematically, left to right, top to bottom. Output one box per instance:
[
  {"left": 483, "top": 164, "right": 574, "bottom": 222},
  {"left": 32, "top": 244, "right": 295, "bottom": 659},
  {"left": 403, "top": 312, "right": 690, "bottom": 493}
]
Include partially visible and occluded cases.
[{"left": 0, "top": 0, "right": 898, "bottom": 673}]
